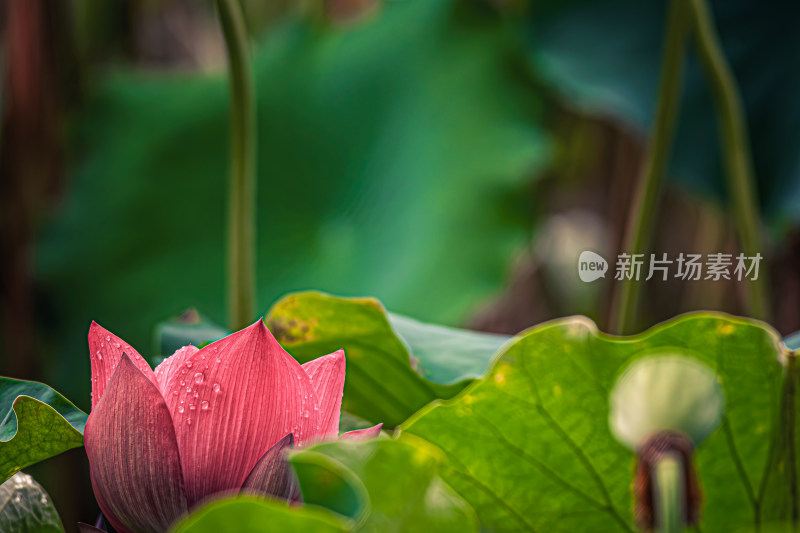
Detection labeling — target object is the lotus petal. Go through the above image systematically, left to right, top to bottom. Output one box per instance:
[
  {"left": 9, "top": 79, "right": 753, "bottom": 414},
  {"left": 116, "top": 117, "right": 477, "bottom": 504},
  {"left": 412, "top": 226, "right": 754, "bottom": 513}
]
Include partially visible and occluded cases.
[
  {"left": 159, "top": 319, "right": 321, "bottom": 505},
  {"left": 88, "top": 322, "right": 157, "bottom": 410},
  {"left": 154, "top": 345, "right": 200, "bottom": 395},
  {"left": 302, "top": 350, "right": 346, "bottom": 440},
  {"left": 84, "top": 354, "right": 188, "bottom": 533},
  {"left": 340, "top": 423, "right": 383, "bottom": 441},
  {"left": 240, "top": 433, "right": 297, "bottom": 501},
  {"left": 89, "top": 473, "right": 133, "bottom": 533},
  {"left": 89, "top": 474, "right": 133, "bottom": 533},
  {"left": 77, "top": 512, "right": 113, "bottom": 533},
  {"left": 94, "top": 513, "right": 110, "bottom": 531},
  {"left": 77, "top": 523, "right": 106, "bottom": 533}
]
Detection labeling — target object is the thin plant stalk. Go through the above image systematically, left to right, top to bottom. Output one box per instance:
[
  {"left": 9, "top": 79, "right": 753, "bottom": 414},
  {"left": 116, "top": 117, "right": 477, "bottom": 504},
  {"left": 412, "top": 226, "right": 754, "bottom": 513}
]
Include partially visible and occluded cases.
[
  {"left": 216, "top": 0, "right": 256, "bottom": 330},
  {"left": 611, "top": 0, "right": 689, "bottom": 334},
  {"left": 687, "top": 0, "right": 770, "bottom": 322},
  {"left": 654, "top": 454, "right": 685, "bottom": 533}
]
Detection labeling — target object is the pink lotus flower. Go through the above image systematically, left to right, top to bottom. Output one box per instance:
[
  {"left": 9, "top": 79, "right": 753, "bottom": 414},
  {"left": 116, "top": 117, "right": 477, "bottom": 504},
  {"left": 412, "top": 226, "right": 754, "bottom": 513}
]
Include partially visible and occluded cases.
[{"left": 83, "top": 319, "right": 381, "bottom": 533}]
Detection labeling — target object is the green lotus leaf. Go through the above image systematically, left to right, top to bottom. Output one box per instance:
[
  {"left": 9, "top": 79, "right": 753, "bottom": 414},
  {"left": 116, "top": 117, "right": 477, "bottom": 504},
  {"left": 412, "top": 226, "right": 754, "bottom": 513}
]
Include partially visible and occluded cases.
[
  {"left": 404, "top": 313, "right": 789, "bottom": 532},
  {"left": 0, "top": 378, "right": 87, "bottom": 483}
]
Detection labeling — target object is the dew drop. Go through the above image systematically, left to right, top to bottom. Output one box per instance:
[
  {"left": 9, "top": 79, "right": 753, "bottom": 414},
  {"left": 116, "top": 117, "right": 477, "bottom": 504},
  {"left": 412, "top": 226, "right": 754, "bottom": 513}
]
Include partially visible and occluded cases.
[
  {"left": 106, "top": 336, "right": 111, "bottom": 342},
  {"left": 114, "top": 342, "right": 121, "bottom": 348},
  {"left": 96, "top": 350, "right": 102, "bottom": 360},
  {"left": 185, "top": 361, "right": 193, "bottom": 369},
  {"left": 194, "top": 372, "right": 204, "bottom": 384},
  {"left": 180, "top": 380, "right": 185, "bottom": 386},
  {"left": 212, "top": 383, "right": 221, "bottom": 393},
  {"left": 185, "top": 386, "right": 192, "bottom": 393},
  {"left": 172, "top": 391, "right": 178, "bottom": 396},
  {"left": 201, "top": 401, "right": 209, "bottom": 410},
  {"left": 189, "top": 404, "right": 196, "bottom": 410},
  {"left": 178, "top": 405, "right": 184, "bottom": 413},
  {"left": 303, "top": 410, "right": 310, "bottom": 418},
  {"left": 186, "top": 418, "right": 192, "bottom": 426}
]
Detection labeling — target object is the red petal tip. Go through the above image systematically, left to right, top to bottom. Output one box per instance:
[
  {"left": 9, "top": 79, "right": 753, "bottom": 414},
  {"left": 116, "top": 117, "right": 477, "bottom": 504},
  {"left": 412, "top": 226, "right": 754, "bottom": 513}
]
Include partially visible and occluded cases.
[{"left": 340, "top": 423, "right": 383, "bottom": 442}]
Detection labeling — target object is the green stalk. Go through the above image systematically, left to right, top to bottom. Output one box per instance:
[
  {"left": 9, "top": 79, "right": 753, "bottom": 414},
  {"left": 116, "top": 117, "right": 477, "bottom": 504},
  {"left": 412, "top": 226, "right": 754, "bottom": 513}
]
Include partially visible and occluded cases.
[
  {"left": 216, "top": 0, "right": 256, "bottom": 330},
  {"left": 611, "top": 0, "right": 689, "bottom": 334},
  {"left": 687, "top": 0, "right": 770, "bottom": 322},
  {"left": 654, "top": 454, "right": 685, "bottom": 533}
]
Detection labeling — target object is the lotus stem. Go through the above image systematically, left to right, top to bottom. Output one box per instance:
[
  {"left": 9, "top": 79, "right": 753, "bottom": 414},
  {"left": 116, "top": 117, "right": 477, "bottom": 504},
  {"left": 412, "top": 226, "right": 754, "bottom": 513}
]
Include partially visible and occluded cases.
[
  {"left": 216, "top": 0, "right": 256, "bottom": 330},
  {"left": 611, "top": 0, "right": 689, "bottom": 334},
  {"left": 686, "top": 0, "right": 770, "bottom": 322},
  {"left": 653, "top": 454, "right": 685, "bottom": 533}
]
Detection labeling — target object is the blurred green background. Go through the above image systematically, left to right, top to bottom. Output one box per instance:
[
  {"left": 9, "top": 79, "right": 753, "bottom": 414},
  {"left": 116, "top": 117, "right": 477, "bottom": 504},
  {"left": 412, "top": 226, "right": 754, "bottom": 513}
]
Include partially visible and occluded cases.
[{"left": 2, "top": 0, "right": 800, "bottom": 527}]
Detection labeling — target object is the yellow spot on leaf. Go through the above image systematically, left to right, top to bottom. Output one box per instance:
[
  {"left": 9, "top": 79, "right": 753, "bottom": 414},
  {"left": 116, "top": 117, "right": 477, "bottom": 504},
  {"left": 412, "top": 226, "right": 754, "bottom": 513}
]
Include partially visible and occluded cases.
[
  {"left": 268, "top": 317, "right": 315, "bottom": 344},
  {"left": 717, "top": 323, "right": 735, "bottom": 335}
]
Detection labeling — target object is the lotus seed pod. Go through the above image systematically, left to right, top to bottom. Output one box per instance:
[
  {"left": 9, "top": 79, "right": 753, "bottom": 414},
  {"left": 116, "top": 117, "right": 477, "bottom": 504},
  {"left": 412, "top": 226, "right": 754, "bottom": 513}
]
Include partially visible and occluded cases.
[{"left": 609, "top": 354, "right": 725, "bottom": 450}]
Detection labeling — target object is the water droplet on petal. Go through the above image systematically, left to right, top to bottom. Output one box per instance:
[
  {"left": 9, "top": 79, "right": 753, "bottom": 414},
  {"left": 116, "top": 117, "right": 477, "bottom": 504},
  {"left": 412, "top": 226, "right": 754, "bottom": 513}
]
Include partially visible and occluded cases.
[
  {"left": 106, "top": 336, "right": 111, "bottom": 342},
  {"left": 185, "top": 361, "right": 193, "bottom": 369},
  {"left": 194, "top": 372, "right": 204, "bottom": 384},
  {"left": 180, "top": 380, "right": 185, "bottom": 386},
  {"left": 212, "top": 383, "right": 221, "bottom": 393},
  {"left": 185, "top": 386, "right": 192, "bottom": 393},
  {"left": 201, "top": 401, "right": 209, "bottom": 410},
  {"left": 189, "top": 404, "right": 196, "bottom": 410},
  {"left": 178, "top": 405, "right": 185, "bottom": 413},
  {"left": 186, "top": 418, "right": 192, "bottom": 426}
]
